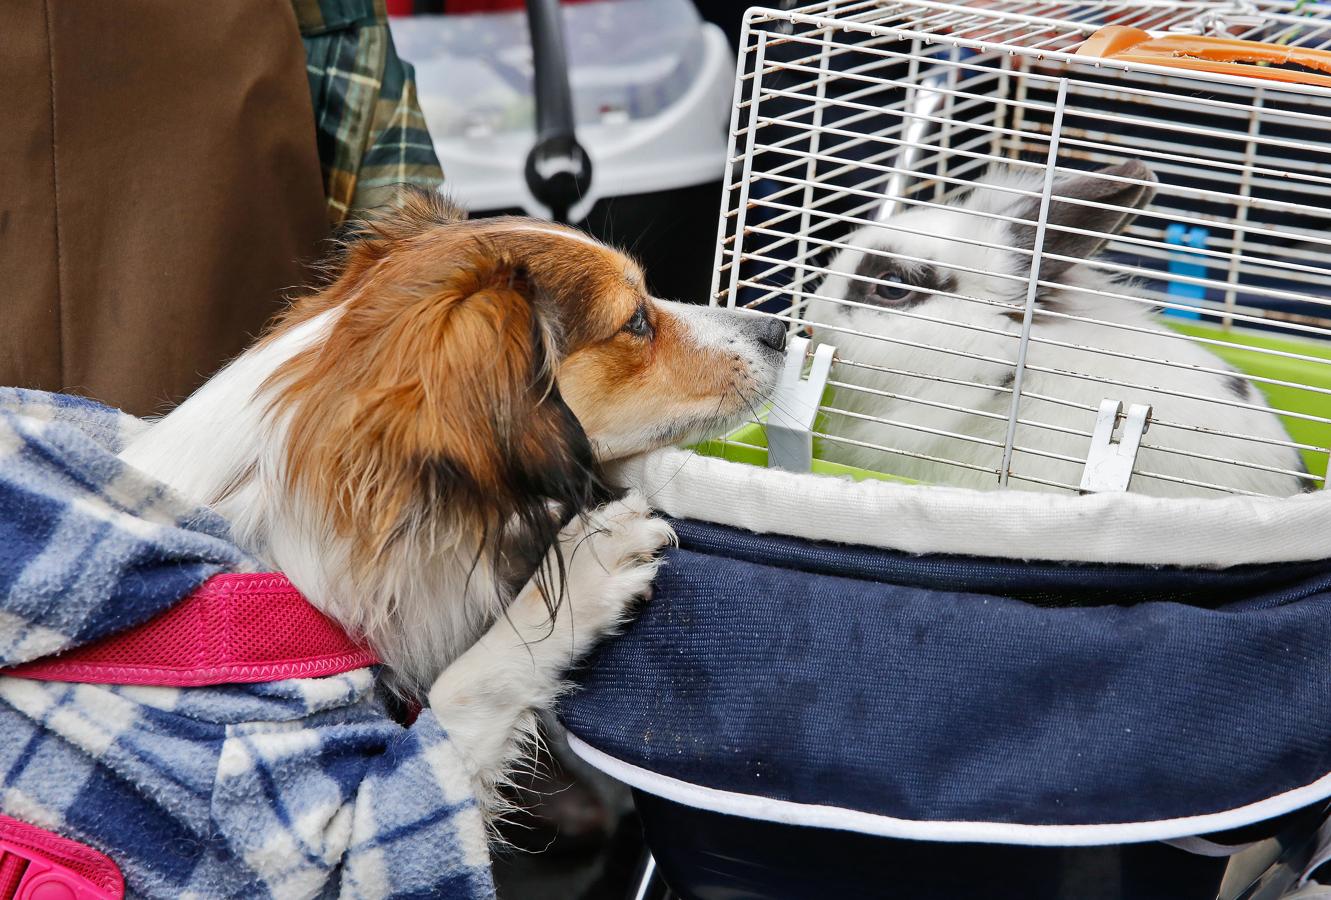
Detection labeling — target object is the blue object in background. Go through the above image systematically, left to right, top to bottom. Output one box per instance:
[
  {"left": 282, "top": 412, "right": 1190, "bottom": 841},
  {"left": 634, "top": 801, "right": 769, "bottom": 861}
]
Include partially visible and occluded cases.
[{"left": 1163, "top": 222, "right": 1209, "bottom": 319}]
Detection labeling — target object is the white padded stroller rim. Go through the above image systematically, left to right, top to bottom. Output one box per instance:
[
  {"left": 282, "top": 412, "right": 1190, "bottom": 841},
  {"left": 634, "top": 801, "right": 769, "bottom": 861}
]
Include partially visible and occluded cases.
[{"left": 615, "top": 449, "right": 1331, "bottom": 567}]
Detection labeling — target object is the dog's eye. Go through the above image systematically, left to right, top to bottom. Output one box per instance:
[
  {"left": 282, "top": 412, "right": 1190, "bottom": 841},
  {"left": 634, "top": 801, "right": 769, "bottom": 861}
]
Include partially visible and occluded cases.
[
  {"left": 873, "top": 283, "right": 914, "bottom": 303},
  {"left": 623, "top": 307, "right": 652, "bottom": 338}
]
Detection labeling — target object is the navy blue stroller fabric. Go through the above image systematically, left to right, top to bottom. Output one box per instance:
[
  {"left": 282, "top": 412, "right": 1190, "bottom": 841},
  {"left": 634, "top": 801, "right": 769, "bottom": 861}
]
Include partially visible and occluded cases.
[{"left": 561, "top": 518, "right": 1331, "bottom": 837}]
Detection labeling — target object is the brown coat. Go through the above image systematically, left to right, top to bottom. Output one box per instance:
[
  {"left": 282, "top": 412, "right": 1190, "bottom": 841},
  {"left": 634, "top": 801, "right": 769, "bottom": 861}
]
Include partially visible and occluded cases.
[{"left": 0, "top": 0, "right": 330, "bottom": 416}]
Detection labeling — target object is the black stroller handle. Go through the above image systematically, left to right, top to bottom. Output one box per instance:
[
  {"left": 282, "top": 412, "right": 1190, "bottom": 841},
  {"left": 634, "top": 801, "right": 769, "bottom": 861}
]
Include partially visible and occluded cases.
[{"left": 524, "top": 0, "right": 592, "bottom": 223}]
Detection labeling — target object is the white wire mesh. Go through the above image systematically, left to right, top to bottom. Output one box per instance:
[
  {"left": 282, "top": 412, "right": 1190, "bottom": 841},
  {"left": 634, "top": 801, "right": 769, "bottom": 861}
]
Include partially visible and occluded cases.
[{"left": 712, "top": 0, "right": 1331, "bottom": 497}]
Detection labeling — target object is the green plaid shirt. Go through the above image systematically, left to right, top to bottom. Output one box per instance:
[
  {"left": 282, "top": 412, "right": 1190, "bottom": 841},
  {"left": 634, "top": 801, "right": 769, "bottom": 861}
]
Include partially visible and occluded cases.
[{"left": 295, "top": 0, "right": 444, "bottom": 225}]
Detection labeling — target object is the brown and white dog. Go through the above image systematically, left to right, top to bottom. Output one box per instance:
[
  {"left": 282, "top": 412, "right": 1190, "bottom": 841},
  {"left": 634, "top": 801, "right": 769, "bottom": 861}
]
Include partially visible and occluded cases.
[{"left": 116, "top": 191, "right": 785, "bottom": 815}]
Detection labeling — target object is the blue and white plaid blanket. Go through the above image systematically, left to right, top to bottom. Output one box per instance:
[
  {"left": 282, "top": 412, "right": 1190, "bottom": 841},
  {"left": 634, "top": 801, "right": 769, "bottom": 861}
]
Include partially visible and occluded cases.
[{"left": 0, "top": 389, "right": 494, "bottom": 899}]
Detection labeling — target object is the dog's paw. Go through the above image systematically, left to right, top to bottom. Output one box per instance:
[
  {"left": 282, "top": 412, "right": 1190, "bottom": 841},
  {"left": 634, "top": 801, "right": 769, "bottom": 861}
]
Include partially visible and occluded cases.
[{"left": 554, "top": 491, "right": 675, "bottom": 638}]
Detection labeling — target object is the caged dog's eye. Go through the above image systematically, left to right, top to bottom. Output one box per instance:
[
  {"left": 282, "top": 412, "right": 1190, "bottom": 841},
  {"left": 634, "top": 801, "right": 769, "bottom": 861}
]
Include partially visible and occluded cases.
[
  {"left": 872, "top": 283, "right": 914, "bottom": 303},
  {"left": 622, "top": 305, "right": 652, "bottom": 338}
]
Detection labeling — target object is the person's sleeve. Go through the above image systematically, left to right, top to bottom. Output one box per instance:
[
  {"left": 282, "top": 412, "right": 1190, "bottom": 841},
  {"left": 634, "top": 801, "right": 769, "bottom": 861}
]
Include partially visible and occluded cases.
[{"left": 296, "top": 0, "right": 445, "bottom": 226}]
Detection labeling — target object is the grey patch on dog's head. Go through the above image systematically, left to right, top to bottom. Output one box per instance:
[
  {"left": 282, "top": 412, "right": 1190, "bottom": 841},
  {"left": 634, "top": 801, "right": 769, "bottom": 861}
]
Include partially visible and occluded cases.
[
  {"left": 848, "top": 247, "right": 957, "bottom": 310},
  {"left": 1224, "top": 374, "right": 1254, "bottom": 401},
  {"left": 1293, "top": 454, "right": 1320, "bottom": 493}
]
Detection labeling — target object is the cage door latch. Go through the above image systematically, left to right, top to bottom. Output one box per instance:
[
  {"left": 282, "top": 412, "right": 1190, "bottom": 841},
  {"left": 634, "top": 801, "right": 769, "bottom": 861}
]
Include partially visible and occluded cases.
[
  {"left": 767, "top": 336, "right": 835, "bottom": 473},
  {"left": 1079, "top": 399, "right": 1152, "bottom": 494}
]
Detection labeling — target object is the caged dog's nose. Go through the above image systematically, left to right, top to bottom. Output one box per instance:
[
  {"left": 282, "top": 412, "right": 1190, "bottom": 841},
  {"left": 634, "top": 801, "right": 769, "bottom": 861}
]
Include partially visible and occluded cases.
[{"left": 757, "top": 318, "right": 787, "bottom": 352}]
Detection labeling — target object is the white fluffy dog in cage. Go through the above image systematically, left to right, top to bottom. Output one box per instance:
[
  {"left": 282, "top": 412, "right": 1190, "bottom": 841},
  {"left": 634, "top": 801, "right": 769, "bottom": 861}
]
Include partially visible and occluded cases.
[{"left": 808, "top": 161, "right": 1313, "bottom": 497}]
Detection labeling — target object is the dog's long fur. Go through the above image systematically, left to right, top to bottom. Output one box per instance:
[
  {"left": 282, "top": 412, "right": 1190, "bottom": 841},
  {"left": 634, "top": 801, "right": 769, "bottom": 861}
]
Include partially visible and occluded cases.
[
  {"left": 809, "top": 161, "right": 1312, "bottom": 497},
  {"left": 118, "top": 191, "right": 783, "bottom": 816}
]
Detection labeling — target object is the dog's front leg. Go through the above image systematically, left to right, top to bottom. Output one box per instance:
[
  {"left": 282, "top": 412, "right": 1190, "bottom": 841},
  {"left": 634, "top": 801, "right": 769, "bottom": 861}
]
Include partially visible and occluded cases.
[{"left": 427, "top": 491, "right": 673, "bottom": 817}]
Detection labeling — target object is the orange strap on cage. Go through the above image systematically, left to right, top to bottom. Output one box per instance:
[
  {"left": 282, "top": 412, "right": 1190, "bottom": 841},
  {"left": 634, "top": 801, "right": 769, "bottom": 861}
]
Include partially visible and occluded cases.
[{"left": 1077, "top": 25, "right": 1331, "bottom": 88}]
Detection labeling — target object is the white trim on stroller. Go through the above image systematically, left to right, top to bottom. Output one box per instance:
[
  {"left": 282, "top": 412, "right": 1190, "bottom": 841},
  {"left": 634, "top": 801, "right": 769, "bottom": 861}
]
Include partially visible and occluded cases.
[
  {"left": 614, "top": 448, "right": 1331, "bottom": 567},
  {"left": 567, "top": 733, "right": 1331, "bottom": 848}
]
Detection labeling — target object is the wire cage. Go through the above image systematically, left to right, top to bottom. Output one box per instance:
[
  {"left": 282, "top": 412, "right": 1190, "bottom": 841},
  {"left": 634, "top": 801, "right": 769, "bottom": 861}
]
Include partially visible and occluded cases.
[{"left": 709, "top": 0, "right": 1331, "bottom": 498}]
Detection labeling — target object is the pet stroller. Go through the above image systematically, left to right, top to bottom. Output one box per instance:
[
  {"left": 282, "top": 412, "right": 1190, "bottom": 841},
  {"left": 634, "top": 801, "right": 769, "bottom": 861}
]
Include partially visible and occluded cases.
[{"left": 559, "top": 1, "right": 1331, "bottom": 897}]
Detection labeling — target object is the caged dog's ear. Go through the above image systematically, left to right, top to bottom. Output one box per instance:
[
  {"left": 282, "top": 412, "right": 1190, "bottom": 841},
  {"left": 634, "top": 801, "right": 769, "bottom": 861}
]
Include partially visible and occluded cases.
[
  {"left": 1008, "top": 160, "right": 1158, "bottom": 281},
  {"left": 271, "top": 246, "right": 610, "bottom": 570}
]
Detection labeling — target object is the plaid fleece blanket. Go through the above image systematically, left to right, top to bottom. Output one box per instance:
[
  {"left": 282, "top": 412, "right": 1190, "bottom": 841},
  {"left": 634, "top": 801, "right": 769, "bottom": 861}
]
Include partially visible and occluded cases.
[{"left": 0, "top": 389, "right": 494, "bottom": 899}]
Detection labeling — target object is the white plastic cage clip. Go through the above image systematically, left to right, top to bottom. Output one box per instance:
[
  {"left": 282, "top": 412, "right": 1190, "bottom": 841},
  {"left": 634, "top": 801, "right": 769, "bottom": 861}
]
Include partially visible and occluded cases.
[
  {"left": 1188, "top": 0, "right": 1270, "bottom": 35},
  {"left": 767, "top": 336, "right": 836, "bottom": 473},
  {"left": 1079, "top": 400, "right": 1153, "bottom": 494}
]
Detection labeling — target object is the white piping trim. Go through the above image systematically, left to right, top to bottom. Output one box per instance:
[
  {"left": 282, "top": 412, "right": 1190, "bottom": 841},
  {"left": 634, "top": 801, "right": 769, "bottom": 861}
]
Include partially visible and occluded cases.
[{"left": 566, "top": 732, "right": 1331, "bottom": 847}]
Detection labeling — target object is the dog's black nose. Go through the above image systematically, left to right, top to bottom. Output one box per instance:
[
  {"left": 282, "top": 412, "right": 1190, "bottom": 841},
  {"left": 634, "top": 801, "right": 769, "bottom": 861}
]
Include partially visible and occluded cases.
[{"left": 758, "top": 319, "right": 787, "bottom": 352}]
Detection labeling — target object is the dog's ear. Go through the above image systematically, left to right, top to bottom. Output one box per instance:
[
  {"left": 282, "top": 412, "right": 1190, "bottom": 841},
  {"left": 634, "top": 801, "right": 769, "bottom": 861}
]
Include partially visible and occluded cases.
[
  {"left": 1007, "top": 161, "right": 1157, "bottom": 282},
  {"left": 335, "top": 188, "right": 470, "bottom": 279},
  {"left": 360, "top": 188, "right": 469, "bottom": 244},
  {"left": 277, "top": 189, "right": 472, "bottom": 326},
  {"left": 272, "top": 250, "right": 606, "bottom": 566}
]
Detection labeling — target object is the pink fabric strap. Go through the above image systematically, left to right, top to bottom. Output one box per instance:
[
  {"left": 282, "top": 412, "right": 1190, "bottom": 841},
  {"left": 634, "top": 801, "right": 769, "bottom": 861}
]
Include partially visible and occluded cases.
[
  {"left": 4, "top": 574, "right": 378, "bottom": 687},
  {"left": 0, "top": 813, "right": 124, "bottom": 900}
]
